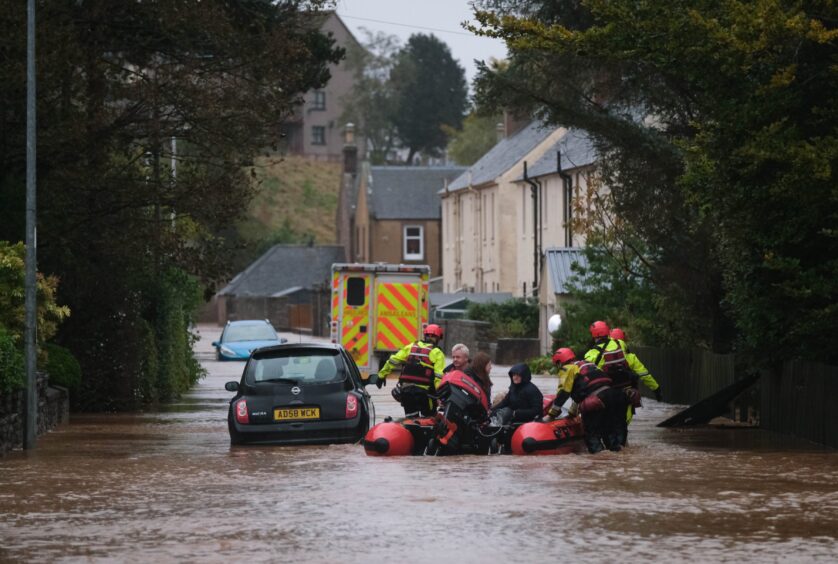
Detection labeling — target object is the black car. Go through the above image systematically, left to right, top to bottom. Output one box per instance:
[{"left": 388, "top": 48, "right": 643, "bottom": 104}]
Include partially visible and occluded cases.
[{"left": 225, "top": 343, "right": 378, "bottom": 445}]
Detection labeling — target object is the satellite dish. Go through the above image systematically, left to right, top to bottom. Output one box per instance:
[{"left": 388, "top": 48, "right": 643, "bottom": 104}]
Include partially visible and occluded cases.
[{"left": 547, "top": 314, "right": 562, "bottom": 334}]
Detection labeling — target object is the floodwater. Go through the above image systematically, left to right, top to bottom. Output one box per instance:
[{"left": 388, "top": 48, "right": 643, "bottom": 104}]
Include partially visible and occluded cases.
[{"left": 1, "top": 326, "right": 836, "bottom": 563}]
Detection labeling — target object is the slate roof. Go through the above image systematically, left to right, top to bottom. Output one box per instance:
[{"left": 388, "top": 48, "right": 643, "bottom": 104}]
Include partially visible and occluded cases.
[
  {"left": 447, "top": 121, "right": 555, "bottom": 191},
  {"left": 517, "top": 128, "right": 597, "bottom": 181},
  {"left": 369, "top": 166, "right": 466, "bottom": 220},
  {"left": 218, "top": 245, "right": 346, "bottom": 297},
  {"left": 544, "top": 247, "right": 591, "bottom": 294},
  {"left": 429, "top": 292, "right": 514, "bottom": 310}
]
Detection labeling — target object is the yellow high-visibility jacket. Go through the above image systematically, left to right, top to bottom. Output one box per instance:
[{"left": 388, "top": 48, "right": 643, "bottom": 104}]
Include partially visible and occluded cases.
[{"left": 378, "top": 340, "right": 445, "bottom": 390}]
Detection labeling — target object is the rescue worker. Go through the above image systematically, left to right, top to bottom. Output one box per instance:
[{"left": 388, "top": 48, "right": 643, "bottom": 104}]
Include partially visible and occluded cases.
[
  {"left": 585, "top": 320, "right": 656, "bottom": 445},
  {"left": 377, "top": 324, "right": 446, "bottom": 417},
  {"left": 610, "top": 328, "right": 663, "bottom": 402},
  {"left": 545, "top": 348, "right": 626, "bottom": 453},
  {"left": 490, "top": 363, "right": 543, "bottom": 425}
]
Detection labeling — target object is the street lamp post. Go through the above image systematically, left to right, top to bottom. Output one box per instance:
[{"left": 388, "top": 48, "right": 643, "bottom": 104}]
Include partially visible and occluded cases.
[{"left": 24, "top": 0, "right": 38, "bottom": 449}]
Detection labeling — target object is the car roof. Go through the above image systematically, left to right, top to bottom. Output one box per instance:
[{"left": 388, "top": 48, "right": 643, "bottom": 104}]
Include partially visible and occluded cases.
[
  {"left": 227, "top": 319, "right": 272, "bottom": 326},
  {"left": 252, "top": 342, "right": 344, "bottom": 356}
]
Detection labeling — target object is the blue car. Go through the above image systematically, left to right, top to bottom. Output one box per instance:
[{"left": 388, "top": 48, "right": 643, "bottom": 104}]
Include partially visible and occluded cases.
[{"left": 213, "top": 320, "right": 287, "bottom": 361}]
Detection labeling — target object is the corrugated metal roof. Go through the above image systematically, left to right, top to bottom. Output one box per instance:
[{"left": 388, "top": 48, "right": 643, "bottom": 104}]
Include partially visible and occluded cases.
[
  {"left": 447, "top": 121, "right": 555, "bottom": 191},
  {"left": 517, "top": 129, "right": 597, "bottom": 181},
  {"left": 369, "top": 166, "right": 465, "bottom": 219},
  {"left": 218, "top": 245, "right": 346, "bottom": 297},
  {"left": 545, "top": 247, "right": 590, "bottom": 294}
]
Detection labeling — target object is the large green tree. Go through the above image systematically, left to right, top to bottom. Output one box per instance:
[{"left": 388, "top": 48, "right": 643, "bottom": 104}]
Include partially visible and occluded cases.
[
  {"left": 0, "top": 0, "right": 343, "bottom": 407},
  {"left": 473, "top": 0, "right": 838, "bottom": 364},
  {"left": 341, "top": 30, "right": 401, "bottom": 164},
  {"left": 391, "top": 34, "right": 469, "bottom": 164},
  {"left": 445, "top": 111, "right": 502, "bottom": 166}
]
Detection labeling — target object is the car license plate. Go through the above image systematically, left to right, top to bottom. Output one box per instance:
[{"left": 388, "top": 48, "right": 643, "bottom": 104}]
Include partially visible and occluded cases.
[{"left": 274, "top": 407, "right": 320, "bottom": 421}]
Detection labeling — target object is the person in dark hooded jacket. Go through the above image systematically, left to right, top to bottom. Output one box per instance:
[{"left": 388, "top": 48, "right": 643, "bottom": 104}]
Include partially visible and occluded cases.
[{"left": 490, "top": 363, "right": 544, "bottom": 424}]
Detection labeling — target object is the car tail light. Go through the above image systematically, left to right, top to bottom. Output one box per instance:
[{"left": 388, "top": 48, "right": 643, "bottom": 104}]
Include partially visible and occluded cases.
[
  {"left": 345, "top": 394, "right": 359, "bottom": 419},
  {"left": 235, "top": 399, "right": 249, "bottom": 424}
]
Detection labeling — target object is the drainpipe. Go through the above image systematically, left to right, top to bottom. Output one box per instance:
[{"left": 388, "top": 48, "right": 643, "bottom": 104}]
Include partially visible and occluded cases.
[
  {"left": 557, "top": 150, "right": 573, "bottom": 247},
  {"left": 523, "top": 161, "right": 539, "bottom": 297}
]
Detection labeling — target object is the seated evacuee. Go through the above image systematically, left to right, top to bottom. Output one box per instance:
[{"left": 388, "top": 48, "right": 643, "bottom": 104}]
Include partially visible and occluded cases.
[
  {"left": 377, "top": 324, "right": 446, "bottom": 417},
  {"left": 443, "top": 343, "right": 471, "bottom": 374},
  {"left": 547, "top": 347, "right": 627, "bottom": 453},
  {"left": 468, "top": 351, "right": 494, "bottom": 406},
  {"left": 490, "top": 363, "right": 543, "bottom": 425}
]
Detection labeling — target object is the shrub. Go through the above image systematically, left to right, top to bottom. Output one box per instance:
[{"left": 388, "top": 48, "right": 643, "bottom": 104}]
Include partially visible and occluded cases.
[
  {"left": 466, "top": 298, "right": 539, "bottom": 338},
  {"left": 0, "top": 325, "right": 24, "bottom": 393},
  {"left": 43, "top": 343, "right": 82, "bottom": 392},
  {"left": 528, "top": 354, "right": 558, "bottom": 377}
]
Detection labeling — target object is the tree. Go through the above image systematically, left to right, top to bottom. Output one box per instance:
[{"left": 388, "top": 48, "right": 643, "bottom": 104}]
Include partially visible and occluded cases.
[
  {"left": 0, "top": 0, "right": 344, "bottom": 407},
  {"left": 472, "top": 0, "right": 838, "bottom": 364},
  {"left": 341, "top": 30, "right": 401, "bottom": 164},
  {"left": 391, "top": 34, "right": 468, "bottom": 164},
  {"left": 445, "top": 111, "right": 502, "bottom": 166}
]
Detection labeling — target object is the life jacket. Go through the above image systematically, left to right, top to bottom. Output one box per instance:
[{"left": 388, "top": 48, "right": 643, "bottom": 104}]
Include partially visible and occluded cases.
[
  {"left": 593, "top": 339, "right": 634, "bottom": 388},
  {"left": 399, "top": 342, "right": 437, "bottom": 388},
  {"left": 570, "top": 361, "right": 612, "bottom": 404}
]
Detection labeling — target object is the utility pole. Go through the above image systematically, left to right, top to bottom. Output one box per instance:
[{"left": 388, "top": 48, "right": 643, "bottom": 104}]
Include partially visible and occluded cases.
[{"left": 24, "top": 0, "right": 38, "bottom": 449}]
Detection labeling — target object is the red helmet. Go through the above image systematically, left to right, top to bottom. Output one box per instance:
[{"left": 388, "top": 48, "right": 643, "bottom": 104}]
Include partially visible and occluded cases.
[
  {"left": 589, "top": 320, "right": 610, "bottom": 339},
  {"left": 424, "top": 324, "right": 444, "bottom": 339},
  {"left": 610, "top": 327, "right": 626, "bottom": 341},
  {"left": 552, "top": 347, "right": 576, "bottom": 366}
]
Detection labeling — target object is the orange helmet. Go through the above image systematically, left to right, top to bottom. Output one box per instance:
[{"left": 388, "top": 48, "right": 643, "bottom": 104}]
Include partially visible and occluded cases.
[
  {"left": 589, "top": 320, "right": 610, "bottom": 339},
  {"left": 424, "top": 324, "right": 444, "bottom": 339},
  {"left": 610, "top": 327, "right": 626, "bottom": 341},
  {"left": 552, "top": 347, "right": 576, "bottom": 366}
]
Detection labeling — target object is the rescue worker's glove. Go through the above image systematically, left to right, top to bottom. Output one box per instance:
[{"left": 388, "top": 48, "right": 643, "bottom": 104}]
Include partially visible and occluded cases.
[
  {"left": 375, "top": 376, "right": 386, "bottom": 389},
  {"left": 391, "top": 384, "right": 402, "bottom": 403},
  {"left": 654, "top": 387, "right": 663, "bottom": 402},
  {"left": 543, "top": 406, "right": 561, "bottom": 421}
]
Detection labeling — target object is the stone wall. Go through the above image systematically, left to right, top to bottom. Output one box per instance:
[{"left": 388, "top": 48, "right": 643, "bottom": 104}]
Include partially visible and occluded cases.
[
  {"left": 439, "top": 319, "right": 493, "bottom": 357},
  {"left": 493, "top": 338, "right": 541, "bottom": 365},
  {"left": 0, "top": 373, "right": 69, "bottom": 457}
]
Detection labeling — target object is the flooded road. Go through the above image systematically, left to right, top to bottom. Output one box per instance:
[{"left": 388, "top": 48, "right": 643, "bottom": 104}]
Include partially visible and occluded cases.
[{"left": 1, "top": 325, "right": 836, "bottom": 563}]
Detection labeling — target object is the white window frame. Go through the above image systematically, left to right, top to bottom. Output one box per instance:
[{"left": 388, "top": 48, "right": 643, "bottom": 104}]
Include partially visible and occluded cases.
[
  {"left": 312, "top": 90, "right": 326, "bottom": 111},
  {"left": 403, "top": 225, "right": 424, "bottom": 261}
]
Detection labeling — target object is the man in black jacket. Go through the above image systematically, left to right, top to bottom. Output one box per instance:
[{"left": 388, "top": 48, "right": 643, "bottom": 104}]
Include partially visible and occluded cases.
[{"left": 491, "top": 363, "right": 544, "bottom": 424}]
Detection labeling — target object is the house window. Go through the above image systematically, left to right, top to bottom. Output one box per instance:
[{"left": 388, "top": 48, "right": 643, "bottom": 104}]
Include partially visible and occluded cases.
[
  {"left": 312, "top": 90, "right": 326, "bottom": 110},
  {"left": 311, "top": 126, "right": 326, "bottom": 145},
  {"left": 404, "top": 225, "right": 424, "bottom": 261}
]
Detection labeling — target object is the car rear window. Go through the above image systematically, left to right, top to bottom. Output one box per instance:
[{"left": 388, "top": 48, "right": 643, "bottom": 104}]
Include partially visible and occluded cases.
[
  {"left": 223, "top": 323, "right": 277, "bottom": 342},
  {"left": 246, "top": 350, "right": 345, "bottom": 385}
]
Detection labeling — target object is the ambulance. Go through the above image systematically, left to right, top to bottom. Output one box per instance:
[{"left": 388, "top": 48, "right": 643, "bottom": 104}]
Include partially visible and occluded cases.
[{"left": 330, "top": 263, "right": 431, "bottom": 376}]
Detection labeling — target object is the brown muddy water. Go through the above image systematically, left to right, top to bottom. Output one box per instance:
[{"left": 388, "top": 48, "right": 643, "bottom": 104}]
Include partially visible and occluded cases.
[{"left": 1, "top": 326, "right": 836, "bottom": 563}]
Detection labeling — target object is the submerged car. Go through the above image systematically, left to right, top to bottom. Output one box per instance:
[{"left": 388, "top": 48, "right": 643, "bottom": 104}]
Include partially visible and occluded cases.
[
  {"left": 212, "top": 319, "right": 286, "bottom": 360},
  {"left": 225, "top": 343, "right": 377, "bottom": 446}
]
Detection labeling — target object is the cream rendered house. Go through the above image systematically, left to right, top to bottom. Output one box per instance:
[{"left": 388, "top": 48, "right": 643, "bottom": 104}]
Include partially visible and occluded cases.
[
  {"left": 441, "top": 121, "right": 566, "bottom": 294},
  {"left": 442, "top": 123, "right": 600, "bottom": 295},
  {"left": 442, "top": 123, "right": 600, "bottom": 353}
]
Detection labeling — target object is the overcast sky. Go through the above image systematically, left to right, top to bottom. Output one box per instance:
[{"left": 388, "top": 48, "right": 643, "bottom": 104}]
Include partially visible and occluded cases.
[{"left": 333, "top": 0, "right": 508, "bottom": 88}]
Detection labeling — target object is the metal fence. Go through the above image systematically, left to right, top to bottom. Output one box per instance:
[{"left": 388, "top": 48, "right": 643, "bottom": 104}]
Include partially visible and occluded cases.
[{"left": 633, "top": 346, "right": 837, "bottom": 448}]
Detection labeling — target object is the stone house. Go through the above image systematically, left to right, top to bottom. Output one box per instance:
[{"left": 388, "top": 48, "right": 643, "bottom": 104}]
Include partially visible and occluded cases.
[
  {"left": 280, "top": 12, "right": 363, "bottom": 161},
  {"left": 351, "top": 164, "right": 465, "bottom": 277}
]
